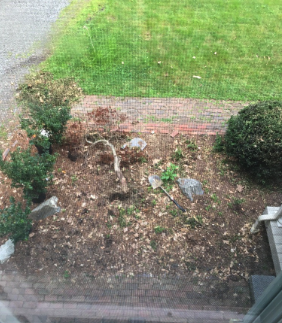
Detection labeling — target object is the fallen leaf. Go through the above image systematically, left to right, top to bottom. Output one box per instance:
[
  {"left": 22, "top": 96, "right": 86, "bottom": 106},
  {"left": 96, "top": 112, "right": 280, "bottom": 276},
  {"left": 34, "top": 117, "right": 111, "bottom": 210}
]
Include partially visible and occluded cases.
[{"left": 236, "top": 185, "right": 244, "bottom": 192}]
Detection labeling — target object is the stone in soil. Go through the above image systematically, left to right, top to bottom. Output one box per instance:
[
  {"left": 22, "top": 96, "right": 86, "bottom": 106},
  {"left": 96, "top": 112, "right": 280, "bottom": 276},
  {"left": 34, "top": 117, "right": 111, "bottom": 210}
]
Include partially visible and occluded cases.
[
  {"left": 177, "top": 178, "right": 204, "bottom": 202},
  {"left": 28, "top": 196, "right": 61, "bottom": 221}
]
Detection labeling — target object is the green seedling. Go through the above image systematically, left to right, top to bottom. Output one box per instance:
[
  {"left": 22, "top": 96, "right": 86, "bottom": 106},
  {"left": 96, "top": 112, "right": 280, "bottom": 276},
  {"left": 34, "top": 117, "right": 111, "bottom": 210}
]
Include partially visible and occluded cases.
[
  {"left": 185, "top": 140, "right": 198, "bottom": 151},
  {"left": 172, "top": 148, "right": 184, "bottom": 161},
  {"left": 161, "top": 163, "right": 178, "bottom": 182},
  {"left": 71, "top": 175, "right": 78, "bottom": 185},
  {"left": 211, "top": 193, "right": 221, "bottom": 204},
  {"left": 184, "top": 216, "right": 203, "bottom": 229},
  {"left": 154, "top": 226, "right": 166, "bottom": 234},
  {"left": 150, "top": 240, "right": 157, "bottom": 251},
  {"left": 63, "top": 270, "right": 70, "bottom": 279}
]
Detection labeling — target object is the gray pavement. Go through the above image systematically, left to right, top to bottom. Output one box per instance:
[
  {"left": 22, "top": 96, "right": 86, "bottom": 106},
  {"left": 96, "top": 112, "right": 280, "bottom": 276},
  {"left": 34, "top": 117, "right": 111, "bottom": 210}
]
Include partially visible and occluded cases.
[{"left": 0, "top": 0, "right": 70, "bottom": 125}]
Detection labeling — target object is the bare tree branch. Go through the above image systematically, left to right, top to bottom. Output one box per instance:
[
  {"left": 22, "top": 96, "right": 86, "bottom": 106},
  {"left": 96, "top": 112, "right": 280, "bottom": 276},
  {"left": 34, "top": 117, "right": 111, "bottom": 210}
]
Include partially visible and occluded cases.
[{"left": 86, "top": 138, "right": 128, "bottom": 193}]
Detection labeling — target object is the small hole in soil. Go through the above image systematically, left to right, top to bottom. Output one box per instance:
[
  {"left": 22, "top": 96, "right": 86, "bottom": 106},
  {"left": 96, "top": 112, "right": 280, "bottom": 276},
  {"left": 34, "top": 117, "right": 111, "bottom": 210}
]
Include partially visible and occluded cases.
[{"left": 109, "top": 192, "right": 130, "bottom": 201}]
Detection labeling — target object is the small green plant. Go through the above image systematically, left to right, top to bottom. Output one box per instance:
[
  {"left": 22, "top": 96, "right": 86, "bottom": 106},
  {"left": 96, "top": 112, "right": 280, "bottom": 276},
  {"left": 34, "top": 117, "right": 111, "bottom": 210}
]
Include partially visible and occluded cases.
[
  {"left": 213, "top": 133, "right": 225, "bottom": 152},
  {"left": 185, "top": 140, "right": 198, "bottom": 151},
  {"left": 0, "top": 146, "right": 57, "bottom": 201},
  {"left": 172, "top": 148, "right": 183, "bottom": 161},
  {"left": 139, "top": 157, "right": 147, "bottom": 163},
  {"left": 161, "top": 163, "right": 178, "bottom": 182},
  {"left": 71, "top": 175, "right": 78, "bottom": 185},
  {"left": 210, "top": 193, "right": 221, "bottom": 204},
  {"left": 0, "top": 197, "right": 32, "bottom": 242},
  {"left": 228, "top": 197, "right": 245, "bottom": 208},
  {"left": 151, "top": 199, "right": 157, "bottom": 206},
  {"left": 205, "top": 204, "right": 213, "bottom": 211},
  {"left": 126, "top": 206, "right": 135, "bottom": 215},
  {"left": 170, "top": 209, "right": 179, "bottom": 217},
  {"left": 118, "top": 214, "right": 127, "bottom": 228},
  {"left": 184, "top": 216, "right": 203, "bottom": 229},
  {"left": 154, "top": 226, "right": 166, "bottom": 234},
  {"left": 230, "top": 234, "right": 242, "bottom": 243},
  {"left": 150, "top": 240, "right": 157, "bottom": 251},
  {"left": 63, "top": 270, "right": 70, "bottom": 279}
]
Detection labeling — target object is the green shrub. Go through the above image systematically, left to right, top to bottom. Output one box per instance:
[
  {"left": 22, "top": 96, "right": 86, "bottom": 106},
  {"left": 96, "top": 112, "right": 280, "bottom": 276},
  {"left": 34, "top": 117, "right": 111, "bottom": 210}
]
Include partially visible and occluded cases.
[
  {"left": 16, "top": 71, "right": 82, "bottom": 107},
  {"left": 223, "top": 101, "right": 282, "bottom": 181},
  {"left": 20, "top": 103, "right": 72, "bottom": 145},
  {"left": 213, "top": 133, "right": 225, "bottom": 152},
  {"left": 0, "top": 147, "right": 57, "bottom": 201},
  {"left": 0, "top": 197, "right": 32, "bottom": 242}
]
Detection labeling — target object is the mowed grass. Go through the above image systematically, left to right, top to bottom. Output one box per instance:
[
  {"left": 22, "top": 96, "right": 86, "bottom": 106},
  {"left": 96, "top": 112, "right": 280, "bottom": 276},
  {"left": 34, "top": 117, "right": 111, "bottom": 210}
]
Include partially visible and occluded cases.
[{"left": 42, "top": 0, "right": 282, "bottom": 100}]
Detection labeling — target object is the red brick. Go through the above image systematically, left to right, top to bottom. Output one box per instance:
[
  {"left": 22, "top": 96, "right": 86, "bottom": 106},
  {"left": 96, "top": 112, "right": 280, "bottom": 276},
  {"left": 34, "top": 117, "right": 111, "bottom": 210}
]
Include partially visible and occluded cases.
[
  {"left": 170, "top": 130, "right": 179, "bottom": 137},
  {"left": 24, "top": 288, "right": 35, "bottom": 295},
  {"left": 146, "top": 290, "right": 160, "bottom": 297},
  {"left": 44, "top": 295, "right": 58, "bottom": 302},
  {"left": 71, "top": 296, "right": 85, "bottom": 302},
  {"left": 9, "top": 301, "right": 23, "bottom": 308},
  {"left": 23, "top": 301, "right": 37, "bottom": 309},
  {"left": 37, "top": 302, "right": 51, "bottom": 309},
  {"left": 49, "top": 302, "right": 64, "bottom": 309},
  {"left": 63, "top": 302, "right": 77, "bottom": 309}
]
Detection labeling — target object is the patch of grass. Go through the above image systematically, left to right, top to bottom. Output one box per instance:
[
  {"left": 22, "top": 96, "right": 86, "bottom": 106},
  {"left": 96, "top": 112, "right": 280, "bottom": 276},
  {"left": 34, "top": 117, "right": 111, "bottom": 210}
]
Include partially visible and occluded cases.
[{"left": 42, "top": 0, "right": 282, "bottom": 101}]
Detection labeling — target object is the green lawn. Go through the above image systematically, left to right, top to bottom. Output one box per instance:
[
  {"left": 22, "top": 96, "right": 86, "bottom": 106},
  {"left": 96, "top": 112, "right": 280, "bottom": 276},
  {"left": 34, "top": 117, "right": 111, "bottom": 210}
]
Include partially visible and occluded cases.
[{"left": 42, "top": 0, "right": 282, "bottom": 101}]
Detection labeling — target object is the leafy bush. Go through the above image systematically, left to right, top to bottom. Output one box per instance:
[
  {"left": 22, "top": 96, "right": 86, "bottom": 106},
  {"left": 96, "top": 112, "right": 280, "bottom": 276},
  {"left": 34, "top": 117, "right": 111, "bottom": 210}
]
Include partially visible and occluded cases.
[
  {"left": 16, "top": 71, "right": 82, "bottom": 107},
  {"left": 224, "top": 101, "right": 282, "bottom": 180},
  {"left": 20, "top": 103, "right": 72, "bottom": 144},
  {"left": 0, "top": 147, "right": 57, "bottom": 201},
  {"left": 0, "top": 197, "right": 31, "bottom": 242}
]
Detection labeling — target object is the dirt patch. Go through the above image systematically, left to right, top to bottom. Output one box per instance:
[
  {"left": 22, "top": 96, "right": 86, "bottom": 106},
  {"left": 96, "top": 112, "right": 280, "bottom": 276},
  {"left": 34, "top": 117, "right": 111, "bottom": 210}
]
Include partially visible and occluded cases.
[{"left": 0, "top": 130, "right": 279, "bottom": 285}]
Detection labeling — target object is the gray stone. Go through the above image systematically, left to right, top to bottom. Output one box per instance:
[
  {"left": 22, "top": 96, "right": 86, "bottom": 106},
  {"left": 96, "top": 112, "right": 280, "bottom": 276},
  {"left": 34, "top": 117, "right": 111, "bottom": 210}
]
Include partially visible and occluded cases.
[
  {"left": 122, "top": 138, "right": 147, "bottom": 150},
  {"left": 177, "top": 178, "right": 204, "bottom": 202},
  {"left": 28, "top": 196, "right": 60, "bottom": 221}
]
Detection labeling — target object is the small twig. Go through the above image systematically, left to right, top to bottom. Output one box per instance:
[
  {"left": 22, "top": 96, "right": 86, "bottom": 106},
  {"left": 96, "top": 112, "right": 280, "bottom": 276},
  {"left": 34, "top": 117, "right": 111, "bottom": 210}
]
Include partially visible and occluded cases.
[{"left": 86, "top": 138, "right": 128, "bottom": 193}]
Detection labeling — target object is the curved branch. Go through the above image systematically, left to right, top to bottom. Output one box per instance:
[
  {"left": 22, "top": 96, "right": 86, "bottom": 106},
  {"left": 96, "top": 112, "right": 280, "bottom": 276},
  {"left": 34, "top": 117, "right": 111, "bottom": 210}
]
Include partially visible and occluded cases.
[{"left": 86, "top": 138, "right": 128, "bottom": 193}]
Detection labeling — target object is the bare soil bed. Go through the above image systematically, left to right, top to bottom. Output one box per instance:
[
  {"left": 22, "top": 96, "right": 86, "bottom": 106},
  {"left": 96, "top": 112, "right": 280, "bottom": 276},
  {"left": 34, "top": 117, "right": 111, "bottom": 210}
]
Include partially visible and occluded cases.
[{"left": 0, "top": 129, "right": 280, "bottom": 284}]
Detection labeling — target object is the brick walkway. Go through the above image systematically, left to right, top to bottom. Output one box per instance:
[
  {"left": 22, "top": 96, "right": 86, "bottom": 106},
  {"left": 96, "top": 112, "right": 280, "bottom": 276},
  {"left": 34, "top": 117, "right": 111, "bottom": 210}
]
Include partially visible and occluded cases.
[
  {"left": 72, "top": 96, "right": 248, "bottom": 135},
  {"left": 0, "top": 269, "right": 247, "bottom": 323}
]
